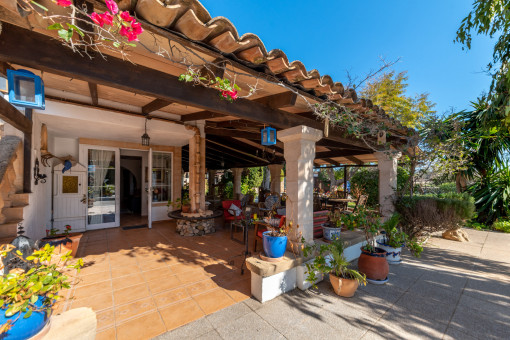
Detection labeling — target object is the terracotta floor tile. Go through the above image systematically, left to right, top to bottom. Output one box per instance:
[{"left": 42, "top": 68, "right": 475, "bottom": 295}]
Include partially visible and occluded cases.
[
  {"left": 109, "top": 257, "right": 139, "bottom": 268},
  {"left": 139, "top": 260, "right": 170, "bottom": 271},
  {"left": 79, "top": 263, "right": 110, "bottom": 276},
  {"left": 111, "top": 265, "right": 141, "bottom": 278},
  {"left": 142, "top": 267, "right": 172, "bottom": 282},
  {"left": 177, "top": 269, "right": 210, "bottom": 285},
  {"left": 76, "top": 270, "right": 111, "bottom": 286},
  {"left": 112, "top": 273, "right": 145, "bottom": 291},
  {"left": 147, "top": 274, "right": 181, "bottom": 294},
  {"left": 223, "top": 278, "right": 251, "bottom": 302},
  {"left": 186, "top": 279, "right": 219, "bottom": 297},
  {"left": 72, "top": 281, "right": 112, "bottom": 300},
  {"left": 113, "top": 283, "right": 150, "bottom": 306},
  {"left": 153, "top": 287, "right": 189, "bottom": 308},
  {"left": 192, "top": 288, "right": 235, "bottom": 315},
  {"left": 70, "top": 291, "right": 113, "bottom": 312},
  {"left": 114, "top": 297, "right": 156, "bottom": 323},
  {"left": 159, "top": 299, "right": 205, "bottom": 331},
  {"left": 96, "top": 308, "right": 115, "bottom": 331},
  {"left": 116, "top": 311, "right": 166, "bottom": 340},
  {"left": 95, "top": 327, "right": 116, "bottom": 340}
]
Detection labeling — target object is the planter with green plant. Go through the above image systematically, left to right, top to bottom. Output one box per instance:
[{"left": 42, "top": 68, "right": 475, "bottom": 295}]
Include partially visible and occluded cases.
[
  {"left": 167, "top": 193, "right": 191, "bottom": 213},
  {"left": 340, "top": 207, "right": 389, "bottom": 284},
  {"left": 322, "top": 210, "right": 343, "bottom": 241},
  {"left": 377, "top": 213, "right": 423, "bottom": 264},
  {"left": 40, "top": 225, "right": 83, "bottom": 257},
  {"left": 303, "top": 238, "right": 366, "bottom": 297},
  {"left": 0, "top": 243, "right": 82, "bottom": 339}
]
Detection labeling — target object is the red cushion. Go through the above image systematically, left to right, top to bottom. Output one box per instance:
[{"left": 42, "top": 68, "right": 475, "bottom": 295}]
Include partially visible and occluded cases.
[
  {"left": 222, "top": 200, "right": 243, "bottom": 219},
  {"left": 257, "top": 227, "right": 268, "bottom": 238}
]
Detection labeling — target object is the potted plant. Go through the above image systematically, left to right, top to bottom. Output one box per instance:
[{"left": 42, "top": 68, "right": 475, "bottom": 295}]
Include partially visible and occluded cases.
[
  {"left": 167, "top": 192, "right": 191, "bottom": 213},
  {"left": 341, "top": 207, "right": 389, "bottom": 284},
  {"left": 322, "top": 210, "right": 343, "bottom": 241},
  {"left": 378, "top": 213, "right": 423, "bottom": 264},
  {"left": 262, "top": 221, "right": 291, "bottom": 259},
  {"left": 40, "top": 225, "right": 83, "bottom": 257},
  {"left": 303, "top": 238, "right": 366, "bottom": 297},
  {"left": 0, "top": 243, "right": 82, "bottom": 339}
]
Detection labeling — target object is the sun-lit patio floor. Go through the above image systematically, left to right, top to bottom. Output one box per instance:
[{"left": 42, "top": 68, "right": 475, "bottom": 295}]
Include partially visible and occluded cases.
[
  {"left": 58, "top": 220, "right": 251, "bottom": 340},
  {"left": 155, "top": 228, "right": 510, "bottom": 340}
]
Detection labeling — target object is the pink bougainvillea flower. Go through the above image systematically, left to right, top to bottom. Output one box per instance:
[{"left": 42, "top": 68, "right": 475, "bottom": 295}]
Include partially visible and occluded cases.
[
  {"left": 56, "top": 0, "right": 72, "bottom": 7},
  {"left": 105, "top": 0, "right": 118, "bottom": 14},
  {"left": 120, "top": 11, "right": 134, "bottom": 22},
  {"left": 90, "top": 12, "right": 104, "bottom": 27},
  {"left": 101, "top": 12, "right": 114, "bottom": 26},
  {"left": 131, "top": 21, "right": 143, "bottom": 35},
  {"left": 119, "top": 25, "right": 130, "bottom": 38},
  {"left": 127, "top": 31, "right": 139, "bottom": 41},
  {"left": 228, "top": 90, "right": 238, "bottom": 100},
  {"left": 221, "top": 91, "right": 229, "bottom": 99}
]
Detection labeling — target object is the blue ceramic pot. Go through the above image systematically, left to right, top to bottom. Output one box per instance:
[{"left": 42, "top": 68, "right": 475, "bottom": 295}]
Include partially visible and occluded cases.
[
  {"left": 322, "top": 226, "right": 341, "bottom": 241},
  {"left": 262, "top": 231, "right": 288, "bottom": 258},
  {"left": 0, "top": 298, "right": 50, "bottom": 340}
]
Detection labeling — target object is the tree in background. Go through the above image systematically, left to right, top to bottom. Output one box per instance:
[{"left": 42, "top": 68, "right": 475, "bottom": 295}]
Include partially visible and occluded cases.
[
  {"left": 360, "top": 71, "right": 436, "bottom": 129},
  {"left": 241, "top": 167, "right": 264, "bottom": 197}
]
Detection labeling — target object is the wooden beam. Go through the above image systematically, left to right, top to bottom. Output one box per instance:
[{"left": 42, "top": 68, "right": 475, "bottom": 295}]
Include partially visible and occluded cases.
[
  {"left": 0, "top": 23, "right": 379, "bottom": 150},
  {"left": 88, "top": 82, "right": 98, "bottom": 106},
  {"left": 254, "top": 92, "right": 297, "bottom": 109},
  {"left": 0, "top": 95, "right": 32, "bottom": 134},
  {"left": 142, "top": 98, "right": 172, "bottom": 115},
  {"left": 181, "top": 111, "right": 225, "bottom": 122},
  {"left": 205, "top": 127, "right": 261, "bottom": 140},
  {"left": 315, "top": 150, "right": 372, "bottom": 159},
  {"left": 344, "top": 156, "right": 364, "bottom": 165},
  {"left": 324, "top": 158, "right": 341, "bottom": 166}
]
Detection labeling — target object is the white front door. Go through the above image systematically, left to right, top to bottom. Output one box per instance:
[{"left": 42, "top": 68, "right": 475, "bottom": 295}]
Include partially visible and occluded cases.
[
  {"left": 81, "top": 146, "right": 120, "bottom": 230},
  {"left": 53, "top": 164, "right": 87, "bottom": 232}
]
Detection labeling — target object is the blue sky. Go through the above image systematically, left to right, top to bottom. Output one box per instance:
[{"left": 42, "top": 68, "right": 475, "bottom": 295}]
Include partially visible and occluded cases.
[{"left": 200, "top": 0, "right": 494, "bottom": 116}]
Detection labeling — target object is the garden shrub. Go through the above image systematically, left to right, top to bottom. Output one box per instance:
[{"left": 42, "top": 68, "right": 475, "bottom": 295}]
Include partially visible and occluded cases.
[
  {"left": 350, "top": 166, "right": 409, "bottom": 207},
  {"left": 396, "top": 193, "right": 475, "bottom": 239},
  {"left": 492, "top": 220, "right": 510, "bottom": 233}
]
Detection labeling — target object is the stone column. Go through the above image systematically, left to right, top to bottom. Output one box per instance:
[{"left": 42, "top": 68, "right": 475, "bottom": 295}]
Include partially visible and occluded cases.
[
  {"left": 187, "top": 121, "right": 206, "bottom": 212},
  {"left": 278, "top": 126, "right": 323, "bottom": 245},
  {"left": 375, "top": 151, "right": 402, "bottom": 219},
  {"left": 268, "top": 164, "right": 283, "bottom": 194},
  {"left": 232, "top": 168, "right": 243, "bottom": 200}
]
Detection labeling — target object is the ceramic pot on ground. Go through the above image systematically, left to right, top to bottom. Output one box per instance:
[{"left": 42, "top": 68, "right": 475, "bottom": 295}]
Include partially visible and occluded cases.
[
  {"left": 322, "top": 225, "right": 341, "bottom": 241},
  {"left": 262, "top": 231, "right": 288, "bottom": 258},
  {"left": 40, "top": 233, "right": 82, "bottom": 257},
  {"left": 376, "top": 241, "right": 403, "bottom": 264},
  {"left": 357, "top": 247, "right": 389, "bottom": 281},
  {"left": 329, "top": 273, "right": 359, "bottom": 297},
  {"left": 0, "top": 299, "right": 51, "bottom": 340}
]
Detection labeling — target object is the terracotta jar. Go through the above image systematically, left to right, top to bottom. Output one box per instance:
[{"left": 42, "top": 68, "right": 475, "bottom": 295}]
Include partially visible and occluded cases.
[
  {"left": 357, "top": 247, "right": 389, "bottom": 281},
  {"left": 329, "top": 273, "right": 359, "bottom": 297}
]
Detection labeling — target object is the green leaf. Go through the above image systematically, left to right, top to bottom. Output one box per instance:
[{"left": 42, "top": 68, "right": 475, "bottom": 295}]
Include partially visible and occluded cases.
[
  {"left": 47, "top": 23, "right": 64, "bottom": 31},
  {"left": 66, "top": 23, "right": 84, "bottom": 37},
  {"left": 58, "top": 29, "right": 72, "bottom": 42},
  {"left": 113, "top": 42, "right": 121, "bottom": 48},
  {"left": 124, "top": 42, "right": 136, "bottom": 47},
  {"left": 30, "top": 295, "right": 38, "bottom": 304},
  {"left": 23, "top": 309, "right": 33, "bottom": 319}
]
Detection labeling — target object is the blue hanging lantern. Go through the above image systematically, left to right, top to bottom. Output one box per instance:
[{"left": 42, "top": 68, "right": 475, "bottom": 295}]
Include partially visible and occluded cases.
[
  {"left": 7, "top": 69, "right": 45, "bottom": 110},
  {"left": 261, "top": 126, "right": 277, "bottom": 146}
]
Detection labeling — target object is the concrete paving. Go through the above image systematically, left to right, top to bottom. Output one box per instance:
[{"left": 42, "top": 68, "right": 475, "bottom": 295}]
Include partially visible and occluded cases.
[{"left": 154, "top": 228, "right": 510, "bottom": 340}]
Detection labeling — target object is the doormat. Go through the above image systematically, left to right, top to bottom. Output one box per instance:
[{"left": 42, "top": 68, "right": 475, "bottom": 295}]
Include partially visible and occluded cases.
[{"left": 122, "top": 224, "right": 148, "bottom": 230}]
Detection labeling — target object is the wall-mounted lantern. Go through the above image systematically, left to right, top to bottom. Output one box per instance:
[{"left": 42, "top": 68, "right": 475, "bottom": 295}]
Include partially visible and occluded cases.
[
  {"left": 7, "top": 69, "right": 45, "bottom": 110},
  {"left": 261, "top": 126, "right": 277, "bottom": 146},
  {"left": 33, "top": 158, "right": 47, "bottom": 185}
]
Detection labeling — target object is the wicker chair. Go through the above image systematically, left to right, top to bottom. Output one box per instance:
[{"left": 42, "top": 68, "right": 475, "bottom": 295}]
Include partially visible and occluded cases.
[{"left": 258, "top": 194, "right": 280, "bottom": 216}]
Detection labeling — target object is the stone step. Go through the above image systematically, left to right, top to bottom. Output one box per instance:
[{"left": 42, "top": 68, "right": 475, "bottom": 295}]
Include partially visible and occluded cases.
[
  {"left": 9, "top": 193, "right": 29, "bottom": 207},
  {"left": 1, "top": 205, "right": 26, "bottom": 221},
  {"left": 0, "top": 219, "right": 21, "bottom": 238}
]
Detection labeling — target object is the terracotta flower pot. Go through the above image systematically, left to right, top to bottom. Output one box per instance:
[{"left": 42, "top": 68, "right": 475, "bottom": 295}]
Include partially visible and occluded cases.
[
  {"left": 182, "top": 204, "right": 191, "bottom": 213},
  {"left": 41, "top": 233, "right": 83, "bottom": 257},
  {"left": 357, "top": 247, "right": 389, "bottom": 281},
  {"left": 329, "top": 273, "right": 359, "bottom": 297}
]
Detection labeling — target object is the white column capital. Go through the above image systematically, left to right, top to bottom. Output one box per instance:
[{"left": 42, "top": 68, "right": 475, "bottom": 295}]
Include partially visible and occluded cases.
[{"left": 277, "top": 125, "right": 323, "bottom": 143}]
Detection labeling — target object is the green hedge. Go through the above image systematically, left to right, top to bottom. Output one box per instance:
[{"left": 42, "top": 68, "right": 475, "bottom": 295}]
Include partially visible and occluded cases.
[{"left": 350, "top": 166, "right": 409, "bottom": 207}]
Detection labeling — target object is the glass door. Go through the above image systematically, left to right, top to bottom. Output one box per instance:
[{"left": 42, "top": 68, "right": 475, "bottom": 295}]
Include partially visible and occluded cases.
[{"left": 86, "top": 147, "right": 120, "bottom": 229}]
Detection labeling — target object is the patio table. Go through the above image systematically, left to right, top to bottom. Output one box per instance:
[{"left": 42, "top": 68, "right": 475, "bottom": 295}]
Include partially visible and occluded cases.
[{"left": 327, "top": 198, "right": 357, "bottom": 211}]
